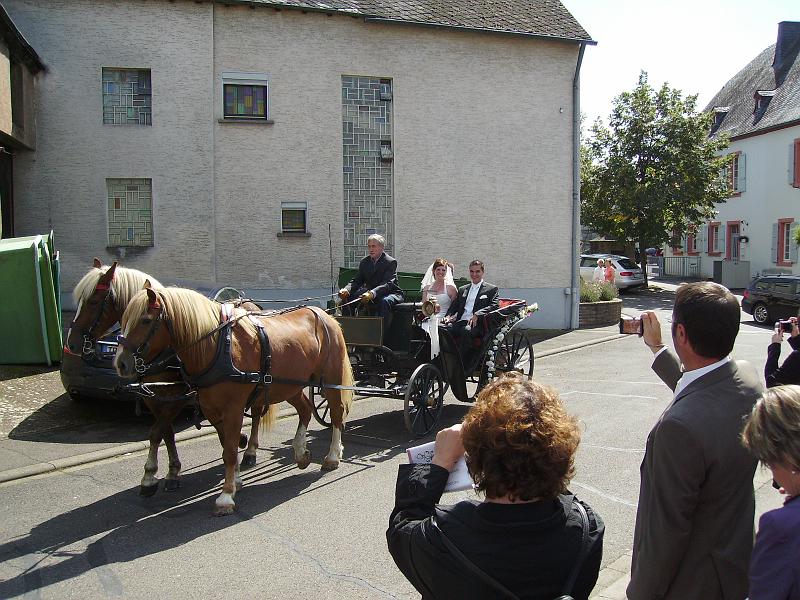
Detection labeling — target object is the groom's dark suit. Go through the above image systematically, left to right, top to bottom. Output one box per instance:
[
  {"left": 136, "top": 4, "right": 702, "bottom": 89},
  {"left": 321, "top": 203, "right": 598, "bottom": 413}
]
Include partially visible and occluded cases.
[
  {"left": 444, "top": 281, "right": 500, "bottom": 357},
  {"left": 627, "top": 349, "right": 763, "bottom": 600}
]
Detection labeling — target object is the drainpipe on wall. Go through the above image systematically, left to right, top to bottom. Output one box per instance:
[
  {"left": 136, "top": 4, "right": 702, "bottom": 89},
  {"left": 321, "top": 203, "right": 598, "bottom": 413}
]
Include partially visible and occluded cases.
[{"left": 569, "top": 42, "right": 586, "bottom": 329}]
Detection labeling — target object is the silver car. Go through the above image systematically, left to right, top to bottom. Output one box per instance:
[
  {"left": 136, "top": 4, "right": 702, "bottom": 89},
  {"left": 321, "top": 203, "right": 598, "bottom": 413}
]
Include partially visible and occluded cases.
[{"left": 579, "top": 254, "right": 645, "bottom": 290}]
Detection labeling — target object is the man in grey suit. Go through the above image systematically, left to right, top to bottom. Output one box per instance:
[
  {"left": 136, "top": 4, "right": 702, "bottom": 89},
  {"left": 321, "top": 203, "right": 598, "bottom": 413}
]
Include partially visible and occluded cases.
[{"left": 627, "top": 282, "right": 763, "bottom": 600}]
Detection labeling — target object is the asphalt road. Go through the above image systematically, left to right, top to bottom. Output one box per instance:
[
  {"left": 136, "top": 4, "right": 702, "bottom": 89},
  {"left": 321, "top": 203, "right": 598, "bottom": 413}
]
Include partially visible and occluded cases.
[{"left": 0, "top": 285, "right": 789, "bottom": 599}]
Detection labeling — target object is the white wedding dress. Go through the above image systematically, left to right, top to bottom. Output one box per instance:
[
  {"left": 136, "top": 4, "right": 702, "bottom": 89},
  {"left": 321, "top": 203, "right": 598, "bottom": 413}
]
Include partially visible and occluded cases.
[{"left": 422, "top": 291, "right": 453, "bottom": 358}]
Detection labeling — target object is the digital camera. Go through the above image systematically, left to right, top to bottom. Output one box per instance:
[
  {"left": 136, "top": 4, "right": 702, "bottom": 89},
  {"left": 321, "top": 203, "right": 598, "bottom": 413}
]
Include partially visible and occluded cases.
[
  {"left": 619, "top": 316, "right": 643, "bottom": 336},
  {"left": 778, "top": 319, "right": 795, "bottom": 333}
]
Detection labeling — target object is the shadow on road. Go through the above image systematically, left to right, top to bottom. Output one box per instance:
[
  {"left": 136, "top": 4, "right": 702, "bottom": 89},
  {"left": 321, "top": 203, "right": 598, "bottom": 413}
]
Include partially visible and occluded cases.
[
  {"left": 0, "top": 363, "right": 59, "bottom": 383},
  {"left": 7, "top": 392, "right": 195, "bottom": 444}
]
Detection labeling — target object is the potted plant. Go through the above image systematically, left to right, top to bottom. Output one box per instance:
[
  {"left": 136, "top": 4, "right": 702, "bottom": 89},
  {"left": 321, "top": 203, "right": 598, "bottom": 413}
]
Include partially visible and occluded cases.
[{"left": 578, "top": 278, "right": 622, "bottom": 328}]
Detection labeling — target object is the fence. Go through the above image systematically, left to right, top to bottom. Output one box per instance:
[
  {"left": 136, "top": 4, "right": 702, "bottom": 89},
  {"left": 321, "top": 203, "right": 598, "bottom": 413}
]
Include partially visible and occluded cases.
[{"left": 660, "top": 256, "right": 702, "bottom": 278}]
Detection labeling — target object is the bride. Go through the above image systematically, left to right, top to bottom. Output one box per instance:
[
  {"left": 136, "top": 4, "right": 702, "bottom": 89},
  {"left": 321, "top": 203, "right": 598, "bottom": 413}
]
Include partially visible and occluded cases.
[{"left": 420, "top": 258, "right": 457, "bottom": 357}]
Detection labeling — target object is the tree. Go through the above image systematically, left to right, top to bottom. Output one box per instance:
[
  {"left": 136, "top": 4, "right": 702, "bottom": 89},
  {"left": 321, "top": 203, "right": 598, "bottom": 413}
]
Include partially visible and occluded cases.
[{"left": 581, "top": 72, "right": 730, "bottom": 282}]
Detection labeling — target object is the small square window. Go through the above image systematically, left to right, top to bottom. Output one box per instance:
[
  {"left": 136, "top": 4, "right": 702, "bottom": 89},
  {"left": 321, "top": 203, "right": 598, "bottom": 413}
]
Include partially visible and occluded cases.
[
  {"left": 102, "top": 68, "right": 152, "bottom": 125},
  {"left": 222, "top": 72, "right": 269, "bottom": 120},
  {"left": 281, "top": 202, "right": 307, "bottom": 233}
]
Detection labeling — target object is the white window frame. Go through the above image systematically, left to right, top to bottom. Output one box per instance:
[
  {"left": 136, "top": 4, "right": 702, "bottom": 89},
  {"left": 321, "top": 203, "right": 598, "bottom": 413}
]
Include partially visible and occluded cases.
[
  {"left": 221, "top": 71, "right": 269, "bottom": 120},
  {"left": 280, "top": 201, "right": 308, "bottom": 234},
  {"left": 782, "top": 222, "right": 791, "bottom": 262},
  {"left": 710, "top": 223, "right": 720, "bottom": 253}
]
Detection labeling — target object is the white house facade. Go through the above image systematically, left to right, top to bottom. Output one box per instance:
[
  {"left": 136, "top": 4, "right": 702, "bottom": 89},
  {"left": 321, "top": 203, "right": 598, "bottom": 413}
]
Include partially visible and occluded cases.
[
  {"left": 5, "top": 0, "right": 593, "bottom": 328},
  {"left": 665, "top": 22, "right": 800, "bottom": 287}
]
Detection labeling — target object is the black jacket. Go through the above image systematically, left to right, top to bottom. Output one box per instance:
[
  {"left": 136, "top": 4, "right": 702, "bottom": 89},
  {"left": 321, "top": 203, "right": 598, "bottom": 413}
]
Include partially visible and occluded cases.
[
  {"left": 345, "top": 252, "right": 403, "bottom": 299},
  {"left": 445, "top": 282, "right": 500, "bottom": 321},
  {"left": 765, "top": 335, "right": 800, "bottom": 387},
  {"left": 386, "top": 464, "right": 604, "bottom": 600}
]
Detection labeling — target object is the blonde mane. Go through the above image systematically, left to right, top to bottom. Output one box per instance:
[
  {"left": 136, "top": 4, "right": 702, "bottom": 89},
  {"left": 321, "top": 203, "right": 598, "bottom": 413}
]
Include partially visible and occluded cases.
[
  {"left": 73, "top": 265, "right": 164, "bottom": 311},
  {"left": 122, "top": 287, "right": 256, "bottom": 365}
]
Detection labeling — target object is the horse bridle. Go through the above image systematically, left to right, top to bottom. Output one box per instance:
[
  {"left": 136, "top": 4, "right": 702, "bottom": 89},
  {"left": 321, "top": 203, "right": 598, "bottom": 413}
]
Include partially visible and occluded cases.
[
  {"left": 71, "top": 282, "right": 116, "bottom": 356},
  {"left": 117, "top": 297, "right": 168, "bottom": 375}
]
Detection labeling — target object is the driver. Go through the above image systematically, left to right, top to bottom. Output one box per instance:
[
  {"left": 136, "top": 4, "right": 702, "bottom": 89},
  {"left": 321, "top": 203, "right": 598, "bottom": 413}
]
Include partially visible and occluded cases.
[{"left": 338, "top": 234, "right": 404, "bottom": 321}]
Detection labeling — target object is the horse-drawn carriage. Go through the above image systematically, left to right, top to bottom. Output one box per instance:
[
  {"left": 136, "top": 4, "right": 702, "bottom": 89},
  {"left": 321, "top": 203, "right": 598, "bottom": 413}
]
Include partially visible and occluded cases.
[
  {"left": 68, "top": 260, "right": 536, "bottom": 514},
  {"left": 310, "top": 269, "right": 536, "bottom": 437}
]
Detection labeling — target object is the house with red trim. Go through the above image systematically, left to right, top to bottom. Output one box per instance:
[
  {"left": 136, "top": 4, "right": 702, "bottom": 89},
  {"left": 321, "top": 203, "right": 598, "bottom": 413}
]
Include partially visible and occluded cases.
[{"left": 666, "top": 21, "right": 800, "bottom": 285}]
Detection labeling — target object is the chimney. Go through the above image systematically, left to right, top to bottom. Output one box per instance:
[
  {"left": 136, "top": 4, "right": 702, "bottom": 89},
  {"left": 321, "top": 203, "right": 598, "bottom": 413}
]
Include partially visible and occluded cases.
[{"left": 773, "top": 21, "right": 800, "bottom": 80}]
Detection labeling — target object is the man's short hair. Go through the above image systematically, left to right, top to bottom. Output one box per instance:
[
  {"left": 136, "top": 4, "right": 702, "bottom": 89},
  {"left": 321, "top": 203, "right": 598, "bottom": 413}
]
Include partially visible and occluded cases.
[
  {"left": 367, "top": 233, "right": 385, "bottom": 247},
  {"left": 469, "top": 260, "right": 485, "bottom": 270},
  {"left": 672, "top": 282, "right": 740, "bottom": 359}
]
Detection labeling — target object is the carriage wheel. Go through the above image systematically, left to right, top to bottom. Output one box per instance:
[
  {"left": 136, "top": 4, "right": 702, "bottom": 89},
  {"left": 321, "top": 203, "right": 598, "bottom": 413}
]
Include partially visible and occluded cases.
[
  {"left": 495, "top": 331, "right": 534, "bottom": 379},
  {"left": 404, "top": 363, "right": 445, "bottom": 438},
  {"left": 309, "top": 386, "right": 332, "bottom": 428}
]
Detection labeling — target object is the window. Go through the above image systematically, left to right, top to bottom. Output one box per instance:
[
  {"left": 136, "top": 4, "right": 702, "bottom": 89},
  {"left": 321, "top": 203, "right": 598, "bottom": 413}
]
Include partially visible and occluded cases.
[
  {"left": 102, "top": 68, "right": 152, "bottom": 125},
  {"left": 222, "top": 72, "right": 268, "bottom": 120},
  {"left": 754, "top": 90, "right": 774, "bottom": 118},
  {"left": 711, "top": 107, "right": 729, "bottom": 133},
  {"left": 792, "top": 139, "right": 800, "bottom": 188},
  {"left": 721, "top": 153, "right": 746, "bottom": 194},
  {"left": 107, "top": 178, "right": 153, "bottom": 247},
  {"left": 280, "top": 202, "right": 307, "bottom": 234},
  {"left": 777, "top": 219, "right": 795, "bottom": 265},
  {"left": 708, "top": 222, "right": 721, "bottom": 254},
  {"left": 727, "top": 222, "right": 741, "bottom": 260},
  {"left": 671, "top": 227, "right": 683, "bottom": 254},
  {"left": 686, "top": 228, "right": 697, "bottom": 255}
]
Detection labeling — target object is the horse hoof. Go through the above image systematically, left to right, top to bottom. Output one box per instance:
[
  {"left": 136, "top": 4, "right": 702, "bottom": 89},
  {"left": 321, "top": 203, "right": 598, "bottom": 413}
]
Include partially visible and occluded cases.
[
  {"left": 238, "top": 434, "right": 248, "bottom": 449},
  {"left": 296, "top": 451, "right": 312, "bottom": 470},
  {"left": 240, "top": 453, "right": 257, "bottom": 469},
  {"left": 321, "top": 459, "right": 340, "bottom": 472},
  {"left": 164, "top": 478, "right": 181, "bottom": 492},
  {"left": 140, "top": 483, "right": 158, "bottom": 497},
  {"left": 213, "top": 504, "right": 235, "bottom": 517}
]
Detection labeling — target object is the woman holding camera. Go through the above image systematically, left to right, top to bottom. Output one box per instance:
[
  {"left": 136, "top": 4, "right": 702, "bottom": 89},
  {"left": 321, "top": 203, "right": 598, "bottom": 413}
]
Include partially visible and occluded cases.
[
  {"left": 765, "top": 315, "right": 800, "bottom": 388},
  {"left": 386, "top": 373, "right": 604, "bottom": 600},
  {"left": 741, "top": 385, "right": 800, "bottom": 599}
]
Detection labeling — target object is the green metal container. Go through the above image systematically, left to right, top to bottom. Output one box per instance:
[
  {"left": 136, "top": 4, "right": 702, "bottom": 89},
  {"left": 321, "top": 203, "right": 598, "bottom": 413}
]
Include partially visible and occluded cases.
[{"left": 0, "top": 232, "right": 62, "bottom": 365}]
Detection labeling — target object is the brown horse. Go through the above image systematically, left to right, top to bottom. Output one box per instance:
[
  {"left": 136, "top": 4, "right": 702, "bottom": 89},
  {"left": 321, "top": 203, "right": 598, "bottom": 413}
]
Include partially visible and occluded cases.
[
  {"left": 67, "top": 259, "right": 270, "bottom": 496},
  {"left": 114, "top": 286, "right": 353, "bottom": 515}
]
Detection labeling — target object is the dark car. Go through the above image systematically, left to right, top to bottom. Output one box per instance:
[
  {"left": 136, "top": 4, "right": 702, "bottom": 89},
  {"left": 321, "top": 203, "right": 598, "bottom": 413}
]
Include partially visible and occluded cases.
[
  {"left": 741, "top": 274, "right": 800, "bottom": 325},
  {"left": 61, "top": 285, "right": 249, "bottom": 402}
]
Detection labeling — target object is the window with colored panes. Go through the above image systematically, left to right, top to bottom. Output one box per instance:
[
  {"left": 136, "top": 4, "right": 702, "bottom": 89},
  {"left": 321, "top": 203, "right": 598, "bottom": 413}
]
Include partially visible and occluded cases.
[
  {"left": 224, "top": 84, "right": 266, "bottom": 119},
  {"left": 281, "top": 207, "right": 307, "bottom": 233}
]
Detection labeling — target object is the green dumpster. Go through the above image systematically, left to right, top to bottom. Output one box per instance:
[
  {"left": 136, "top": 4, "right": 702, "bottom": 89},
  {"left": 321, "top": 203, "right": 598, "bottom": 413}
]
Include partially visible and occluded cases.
[{"left": 0, "top": 232, "right": 62, "bottom": 365}]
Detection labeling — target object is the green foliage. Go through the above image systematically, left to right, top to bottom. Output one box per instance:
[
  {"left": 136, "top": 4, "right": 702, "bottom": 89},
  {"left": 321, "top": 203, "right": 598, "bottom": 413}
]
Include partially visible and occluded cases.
[
  {"left": 581, "top": 72, "right": 730, "bottom": 266},
  {"left": 795, "top": 225, "right": 800, "bottom": 246},
  {"left": 598, "top": 281, "right": 619, "bottom": 301}
]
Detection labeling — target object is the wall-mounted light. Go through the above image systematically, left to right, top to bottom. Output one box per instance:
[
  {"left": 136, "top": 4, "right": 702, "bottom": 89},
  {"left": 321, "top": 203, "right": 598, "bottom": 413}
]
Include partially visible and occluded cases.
[{"left": 739, "top": 235, "right": 750, "bottom": 243}]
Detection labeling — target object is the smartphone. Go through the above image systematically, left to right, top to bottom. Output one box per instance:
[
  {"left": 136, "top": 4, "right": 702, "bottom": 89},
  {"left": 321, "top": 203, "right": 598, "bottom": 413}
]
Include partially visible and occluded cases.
[
  {"left": 619, "top": 316, "right": 643, "bottom": 336},
  {"left": 778, "top": 320, "right": 795, "bottom": 333}
]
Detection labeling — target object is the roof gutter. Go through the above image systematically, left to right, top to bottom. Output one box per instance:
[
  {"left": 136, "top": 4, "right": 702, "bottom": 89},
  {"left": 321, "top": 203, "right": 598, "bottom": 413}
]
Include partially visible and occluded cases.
[{"left": 570, "top": 41, "right": 586, "bottom": 330}]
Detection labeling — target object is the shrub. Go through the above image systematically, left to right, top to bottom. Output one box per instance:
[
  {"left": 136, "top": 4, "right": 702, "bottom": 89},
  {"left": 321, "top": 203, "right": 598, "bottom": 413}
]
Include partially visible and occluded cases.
[
  {"left": 580, "top": 279, "right": 619, "bottom": 302},
  {"left": 598, "top": 281, "right": 619, "bottom": 301}
]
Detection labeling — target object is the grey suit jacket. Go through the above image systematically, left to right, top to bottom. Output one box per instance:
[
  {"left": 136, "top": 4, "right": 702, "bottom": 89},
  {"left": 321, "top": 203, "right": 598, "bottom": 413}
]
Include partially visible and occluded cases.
[{"left": 627, "top": 349, "right": 763, "bottom": 600}]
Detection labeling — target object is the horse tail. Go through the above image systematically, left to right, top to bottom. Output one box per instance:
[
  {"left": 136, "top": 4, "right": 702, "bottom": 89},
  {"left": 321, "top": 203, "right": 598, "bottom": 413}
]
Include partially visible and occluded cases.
[
  {"left": 332, "top": 314, "right": 354, "bottom": 422},
  {"left": 260, "top": 402, "right": 279, "bottom": 433}
]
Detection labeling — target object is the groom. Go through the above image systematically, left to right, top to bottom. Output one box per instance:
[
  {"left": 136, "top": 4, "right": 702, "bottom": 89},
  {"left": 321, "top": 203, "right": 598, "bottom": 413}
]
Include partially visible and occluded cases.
[{"left": 442, "top": 260, "right": 499, "bottom": 357}]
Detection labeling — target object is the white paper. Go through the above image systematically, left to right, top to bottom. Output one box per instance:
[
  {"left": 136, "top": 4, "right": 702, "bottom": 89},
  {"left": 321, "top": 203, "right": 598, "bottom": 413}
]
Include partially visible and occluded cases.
[{"left": 406, "top": 440, "right": 473, "bottom": 492}]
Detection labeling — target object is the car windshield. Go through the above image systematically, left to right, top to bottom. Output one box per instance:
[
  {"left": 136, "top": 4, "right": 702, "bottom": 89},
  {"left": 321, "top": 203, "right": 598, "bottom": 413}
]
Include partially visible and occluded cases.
[{"left": 614, "top": 258, "right": 639, "bottom": 270}]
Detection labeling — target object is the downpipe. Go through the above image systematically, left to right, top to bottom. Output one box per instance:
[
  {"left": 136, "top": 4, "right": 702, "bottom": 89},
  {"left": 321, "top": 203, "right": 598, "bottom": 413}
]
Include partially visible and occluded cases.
[{"left": 569, "top": 42, "right": 587, "bottom": 329}]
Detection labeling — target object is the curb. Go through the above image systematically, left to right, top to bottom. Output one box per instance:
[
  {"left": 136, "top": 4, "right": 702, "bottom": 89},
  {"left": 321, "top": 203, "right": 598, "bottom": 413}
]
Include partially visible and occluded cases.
[{"left": 1, "top": 333, "right": 630, "bottom": 484}]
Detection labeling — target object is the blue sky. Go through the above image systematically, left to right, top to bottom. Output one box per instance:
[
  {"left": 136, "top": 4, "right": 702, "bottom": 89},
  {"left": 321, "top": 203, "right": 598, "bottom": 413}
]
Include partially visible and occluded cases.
[{"left": 560, "top": 0, "right": 800, "bottom": 124}]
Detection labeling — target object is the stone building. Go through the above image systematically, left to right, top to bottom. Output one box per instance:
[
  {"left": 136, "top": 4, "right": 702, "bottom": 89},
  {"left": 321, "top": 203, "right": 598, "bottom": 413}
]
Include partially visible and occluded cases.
[
  {"left": 5, "top": 0, "right": 593, "bottom": 328},
  {"left": 0, "top": 3, "right": 44, "bottom": 239}
]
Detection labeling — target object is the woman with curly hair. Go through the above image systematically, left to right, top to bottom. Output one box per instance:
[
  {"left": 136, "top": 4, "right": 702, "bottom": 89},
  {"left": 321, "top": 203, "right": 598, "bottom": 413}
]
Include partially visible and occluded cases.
[{"left": 386, "top": 373, "right": 604, "bottom": 600}]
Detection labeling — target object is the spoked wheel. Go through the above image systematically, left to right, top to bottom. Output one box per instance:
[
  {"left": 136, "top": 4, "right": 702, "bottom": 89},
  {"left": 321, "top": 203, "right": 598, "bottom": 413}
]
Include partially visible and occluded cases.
[
  {"left": 495, "top": 331, "right": 534, "bottom": 379},
  {"left": 404, "top": 363, "right": 445, "bottom": 438},
  {"left": 309, "top": 386, "right": 332, "bottom": 428}
]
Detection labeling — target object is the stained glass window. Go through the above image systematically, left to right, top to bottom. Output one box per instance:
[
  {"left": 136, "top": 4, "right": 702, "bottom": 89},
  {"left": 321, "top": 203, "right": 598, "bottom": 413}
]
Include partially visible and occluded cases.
[
  {"left": 102, "top": 68, "right": 152, "bottom": 125},
  {"left": 224, "top": 84, "right": 267, "bottom": 118},
  {"left": 107, "top": 178, "right": 153, "bottom": 247},
  {"left": 281, "top": 203, "right": 307, "bottom": 233}
]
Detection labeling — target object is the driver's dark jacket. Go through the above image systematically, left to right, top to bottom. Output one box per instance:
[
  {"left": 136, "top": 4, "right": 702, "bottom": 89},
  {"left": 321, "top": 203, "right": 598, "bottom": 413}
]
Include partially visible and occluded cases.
[{"left": 386, "top": 464, "right": 604, "bottom": 600}]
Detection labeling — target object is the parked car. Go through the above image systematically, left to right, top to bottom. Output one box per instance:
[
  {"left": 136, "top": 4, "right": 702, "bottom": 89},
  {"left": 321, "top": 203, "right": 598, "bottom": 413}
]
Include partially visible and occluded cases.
[
  {"left": 579, "top": 254, "right": 645, "bottom": 290},
  {"left": 741, "top": 274, "right": 800, "bottom": 325},
  {"left": 60, "top": 285, "right": 249, "bottom": 402}
]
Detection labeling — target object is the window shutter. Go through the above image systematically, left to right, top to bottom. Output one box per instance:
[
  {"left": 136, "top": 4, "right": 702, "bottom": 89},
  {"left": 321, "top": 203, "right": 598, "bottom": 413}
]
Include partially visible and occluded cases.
[
  {"left": 794, "top": 140, "right": 800, "bottom": 187},
  {"left": 790, "top": 143, "right": 797, "bottom": 186},
  {"left": 737, "top": 154, "right": 746, "bottom": 192},
  {"left": 772, "top": 223, "right": 779, "bottom": 263},
  {"left": 791, "top": 223, "right": 799, "bottom": 263},
  {"left": 698, "top": 225, "right": 707, "bottom": 252},
  {"left": 719, "top": 226, "right": 726, "bottom": 255}
]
